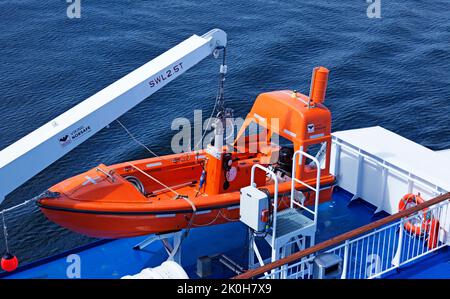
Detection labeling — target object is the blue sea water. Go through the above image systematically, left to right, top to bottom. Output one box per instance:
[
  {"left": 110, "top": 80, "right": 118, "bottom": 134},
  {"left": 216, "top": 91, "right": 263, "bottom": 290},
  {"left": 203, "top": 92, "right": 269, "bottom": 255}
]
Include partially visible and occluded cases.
[{"left": 0, "top": 1, "right": 449, "bottom": 265}]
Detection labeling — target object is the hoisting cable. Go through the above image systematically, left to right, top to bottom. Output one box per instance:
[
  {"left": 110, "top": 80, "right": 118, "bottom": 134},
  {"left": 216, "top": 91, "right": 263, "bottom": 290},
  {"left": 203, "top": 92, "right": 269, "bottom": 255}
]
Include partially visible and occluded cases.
[
  {"left": 193, "top": 47, "right": 228, "bottom": 151},
  {"left": 216, "top": 47, "right": 227, "bottom": 121}
]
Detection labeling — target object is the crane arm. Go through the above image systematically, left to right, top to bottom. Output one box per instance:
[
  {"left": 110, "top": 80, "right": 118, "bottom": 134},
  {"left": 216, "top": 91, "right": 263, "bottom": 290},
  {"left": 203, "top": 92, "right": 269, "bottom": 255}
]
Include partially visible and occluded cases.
[{"left": 0, "top": 29, "right": 227, "bottom": 203}]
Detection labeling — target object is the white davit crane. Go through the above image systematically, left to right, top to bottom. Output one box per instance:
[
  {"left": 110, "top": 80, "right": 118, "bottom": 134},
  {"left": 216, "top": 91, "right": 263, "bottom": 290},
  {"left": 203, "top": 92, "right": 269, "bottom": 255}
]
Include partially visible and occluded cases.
[{"left": 0, "top": 29, "right": 227, "bottom": 204}]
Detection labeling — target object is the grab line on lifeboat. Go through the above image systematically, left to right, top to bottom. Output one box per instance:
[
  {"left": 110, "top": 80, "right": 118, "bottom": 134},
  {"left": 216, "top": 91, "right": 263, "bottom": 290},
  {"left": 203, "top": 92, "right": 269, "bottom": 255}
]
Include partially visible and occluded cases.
[{"left": 124, "top": 162, "right": 198, "bottom": 238}]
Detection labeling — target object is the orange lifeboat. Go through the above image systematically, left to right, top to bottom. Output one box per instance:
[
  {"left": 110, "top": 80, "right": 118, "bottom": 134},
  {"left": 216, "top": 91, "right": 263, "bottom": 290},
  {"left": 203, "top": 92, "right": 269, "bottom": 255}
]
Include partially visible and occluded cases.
[
  {"left": 37, "top": 67, "right": 336, "bottom": 239},
  {"left": 37, "top": 150, "right": 335, "bottom": 238}
]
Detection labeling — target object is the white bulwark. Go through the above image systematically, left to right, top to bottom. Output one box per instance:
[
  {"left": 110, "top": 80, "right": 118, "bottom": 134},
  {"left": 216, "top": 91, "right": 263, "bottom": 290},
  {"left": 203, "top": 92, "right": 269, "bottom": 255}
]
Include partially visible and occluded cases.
[
  {"left": 331, "top": 126, "right": 449, "bottom": 215},
  {"left": 436, "top": 149, "right": 450, "bottom": 163}
]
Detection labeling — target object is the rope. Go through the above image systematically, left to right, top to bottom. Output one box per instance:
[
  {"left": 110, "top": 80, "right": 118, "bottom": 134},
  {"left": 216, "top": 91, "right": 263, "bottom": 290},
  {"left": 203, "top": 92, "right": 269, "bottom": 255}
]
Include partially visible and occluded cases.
[
  {"left": 115, "top": 48, "right": 228, "bottom": 253},
  {"left": 192, "top": 90, "right": 219, "bottom": 150},
  {"left": 117, "top": 115, "right": 199, "bottom": 232},
  {"left": 116, "top": 119, "right": 159, "bottom": 158},
  {"left": 118, "top": 121, "right": 199, "bottom": 214},
  {"left": 124, "top": 162, "right": 197, "bottom": 237},
  {"left": 125, "top": 162, "right": 179, "bottom": 197},
  {"left": 0, "top": 197, "right": 37, "bottom": 254},
  {"left": 191, "top": 209, "right": 239, "bottom": 227},
  {"left": 192, "top": 210, "right": 222, "bottom": 227},
  {"left": 219, "top": 210, "right": 240, "bottom": 222},
  {"left": 2, "top": 213, "right": 9, "bottom": 253}
]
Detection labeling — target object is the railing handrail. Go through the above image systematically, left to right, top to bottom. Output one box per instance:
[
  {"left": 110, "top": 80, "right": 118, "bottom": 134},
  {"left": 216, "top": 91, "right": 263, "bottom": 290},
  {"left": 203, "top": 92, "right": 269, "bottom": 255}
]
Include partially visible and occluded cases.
[
  {"left": 290, "top": 150, "right": 320, "bottom": 223},
  {"left": 234, "top": 192, "right": 450, "bottom": 279}
]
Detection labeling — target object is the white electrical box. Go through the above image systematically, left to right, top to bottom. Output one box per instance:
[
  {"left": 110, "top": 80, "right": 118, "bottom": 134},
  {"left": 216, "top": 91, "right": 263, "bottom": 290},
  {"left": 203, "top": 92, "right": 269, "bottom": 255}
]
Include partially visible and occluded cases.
[{"left": 239, "top": 186, "right": 269, "bottom": 232}]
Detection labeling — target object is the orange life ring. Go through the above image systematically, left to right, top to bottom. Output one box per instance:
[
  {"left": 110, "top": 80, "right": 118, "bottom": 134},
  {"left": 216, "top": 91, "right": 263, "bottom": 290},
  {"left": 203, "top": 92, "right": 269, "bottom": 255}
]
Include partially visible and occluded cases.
[
  {"left": 398, "top": 193, "right": 440, "bottom": 249},
  {"left": 399, "top": 193, "right": 428, "bottom": 236},
  {"left": 427, "top": 219, "right": 440, "bottom": 250}
]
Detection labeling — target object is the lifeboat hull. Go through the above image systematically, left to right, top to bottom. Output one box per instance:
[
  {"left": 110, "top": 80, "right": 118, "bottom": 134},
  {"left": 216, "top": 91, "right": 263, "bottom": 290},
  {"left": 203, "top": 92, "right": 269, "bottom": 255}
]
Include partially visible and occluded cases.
[
  {"left": 36, "top": 153, "right": 335, "bottom": 239},
  {"left": 37, "top": 184, "right": 334, "bottom": 239},
  {"left": 38, "top": 204, "right": 240, "bottom": 239}
]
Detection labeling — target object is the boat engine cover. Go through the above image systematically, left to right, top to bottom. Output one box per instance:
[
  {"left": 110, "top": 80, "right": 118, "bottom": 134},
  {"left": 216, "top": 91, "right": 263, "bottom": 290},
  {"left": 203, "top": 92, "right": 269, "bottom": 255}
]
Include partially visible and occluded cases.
[{"left": 277, "top": 146, "right": 294, "bottom": 176}]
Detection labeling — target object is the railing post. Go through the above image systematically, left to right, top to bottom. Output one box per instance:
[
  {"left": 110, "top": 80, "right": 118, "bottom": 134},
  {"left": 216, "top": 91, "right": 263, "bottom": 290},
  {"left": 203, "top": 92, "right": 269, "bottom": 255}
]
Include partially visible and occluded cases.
[
  {"left": 333, "top": 142, "right": 341, "bottom": 178},
  {"left": 290, "top": 152, "right": 297, "bottom": 209},
  {"left": 250, "top": 164, "right": 278, "bottom": 266},
  {"left": 248, "top": 229, "right": 255, "bottom": 269},
  {"left": 341, "top": 240, "right": 349, "bottom": 279}
]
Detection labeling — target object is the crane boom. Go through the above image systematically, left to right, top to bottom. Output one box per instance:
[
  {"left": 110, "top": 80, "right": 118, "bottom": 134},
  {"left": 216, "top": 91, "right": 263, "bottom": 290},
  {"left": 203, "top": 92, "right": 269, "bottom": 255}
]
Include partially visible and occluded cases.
[{"left": 0, "top": 29, "right": 227, "bottom": 204}]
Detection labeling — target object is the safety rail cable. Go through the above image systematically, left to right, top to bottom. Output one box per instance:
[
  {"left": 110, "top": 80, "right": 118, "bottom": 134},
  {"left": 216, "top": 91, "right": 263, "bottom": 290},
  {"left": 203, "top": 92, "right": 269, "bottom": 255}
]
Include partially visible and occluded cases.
[{"left": 234, "top": 192, "right": 450, "bottom": 279}]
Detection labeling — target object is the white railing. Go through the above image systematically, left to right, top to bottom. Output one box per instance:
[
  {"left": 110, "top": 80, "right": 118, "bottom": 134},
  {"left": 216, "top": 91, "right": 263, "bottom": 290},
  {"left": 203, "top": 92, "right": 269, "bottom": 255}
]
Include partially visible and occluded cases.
[
  {"left": 290, "top": 150, "right": 321, "bottom": 223},
  {"left": 250, "top": 164, "right": 279, "bottom": 255},
  {"left": 256, "top": 199, "right": 449, "bottom": 279},
  {"left": 331, "top": 199, "right": 449, "bottom": 279}
]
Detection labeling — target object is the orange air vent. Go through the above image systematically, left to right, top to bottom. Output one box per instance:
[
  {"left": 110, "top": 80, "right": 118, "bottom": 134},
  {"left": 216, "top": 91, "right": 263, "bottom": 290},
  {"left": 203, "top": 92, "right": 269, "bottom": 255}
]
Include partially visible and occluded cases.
[{"left": 309, "top": 66, "right": 329, "bottom": 105}]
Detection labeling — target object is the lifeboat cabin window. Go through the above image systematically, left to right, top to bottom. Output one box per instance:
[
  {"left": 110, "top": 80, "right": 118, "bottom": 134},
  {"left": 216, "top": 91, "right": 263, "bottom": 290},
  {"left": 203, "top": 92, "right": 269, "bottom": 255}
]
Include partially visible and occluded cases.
[
  {"left": 234, "top": 120, "right": 269, "bottom": 154},
  {"left": 270, "top": 132, "right": 295, "bottom": 177},
  {"left": 303, "top": 141, "right": 327, "bottom": 171}
]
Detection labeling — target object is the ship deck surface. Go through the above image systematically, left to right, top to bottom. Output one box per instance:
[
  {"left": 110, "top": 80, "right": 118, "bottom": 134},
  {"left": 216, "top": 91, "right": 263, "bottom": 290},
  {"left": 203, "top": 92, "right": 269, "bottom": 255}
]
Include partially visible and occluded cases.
[{"left": 2, "top": 187, "right": 447, "bottom": 279}]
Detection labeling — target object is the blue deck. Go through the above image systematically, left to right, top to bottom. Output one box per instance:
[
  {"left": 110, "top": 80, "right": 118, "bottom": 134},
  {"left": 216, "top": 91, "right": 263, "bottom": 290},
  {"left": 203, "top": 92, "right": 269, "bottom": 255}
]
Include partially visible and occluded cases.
[
  {"left": 1, "top": 188, "right": 448, "bottom": 279},
  {"left": 384, "top": 247, "right": 450, "bottom": 279}
]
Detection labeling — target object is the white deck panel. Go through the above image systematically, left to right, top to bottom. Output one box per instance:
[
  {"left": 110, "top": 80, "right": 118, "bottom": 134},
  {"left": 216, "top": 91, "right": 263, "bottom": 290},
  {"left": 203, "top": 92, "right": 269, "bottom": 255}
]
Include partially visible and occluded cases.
[
  {"left": 330, "top": 126, "right": 450, "bottom": 221},
  {"left": 332, "top": 126, "right": 450, "bottom": 192},
  {"left": 436, "top": 149, "right": 450, "bottom": 163}
]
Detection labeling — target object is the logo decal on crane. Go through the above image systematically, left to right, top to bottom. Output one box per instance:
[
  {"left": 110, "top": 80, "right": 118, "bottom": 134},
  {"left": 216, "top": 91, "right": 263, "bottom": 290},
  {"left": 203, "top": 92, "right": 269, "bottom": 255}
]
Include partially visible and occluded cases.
[
  {"left": 307, "top": 124, "right": 315, "bottom": 133},
  {"left": 59, "top": 125, "right": 92, "bottom": 148},
  {"left": 59, "top": 135, "right": 72, "bottom": 147}
]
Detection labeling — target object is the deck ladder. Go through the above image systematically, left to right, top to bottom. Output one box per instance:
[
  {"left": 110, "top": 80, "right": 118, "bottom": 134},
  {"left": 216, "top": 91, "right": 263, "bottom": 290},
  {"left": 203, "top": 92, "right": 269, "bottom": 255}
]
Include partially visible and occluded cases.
[{"left": 246, "top": 150, "right": 321, "bottom": 278}]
